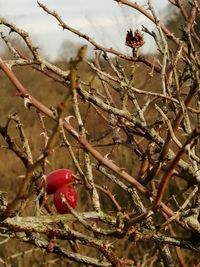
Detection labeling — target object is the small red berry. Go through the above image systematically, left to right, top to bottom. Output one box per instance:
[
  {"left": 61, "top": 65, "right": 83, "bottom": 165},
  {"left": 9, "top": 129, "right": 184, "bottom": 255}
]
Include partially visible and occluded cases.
[
  {"left": 45, "top": 169, "right": 73, "bottom": 194},
  {"left": 53, "top": 185, "right": 77, "bottom": 214}
]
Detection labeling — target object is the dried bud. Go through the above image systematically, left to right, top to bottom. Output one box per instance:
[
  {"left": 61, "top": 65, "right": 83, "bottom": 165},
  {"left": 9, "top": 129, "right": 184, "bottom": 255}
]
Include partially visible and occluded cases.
[{"left": 125, "top": 29, "right": 144, "bottom": 55}]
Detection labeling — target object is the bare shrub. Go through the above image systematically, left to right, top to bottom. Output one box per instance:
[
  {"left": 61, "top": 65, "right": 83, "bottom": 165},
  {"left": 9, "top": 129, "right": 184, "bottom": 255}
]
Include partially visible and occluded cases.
[{"left": 0, "top": 1, "right": 200, "bottom": 266}]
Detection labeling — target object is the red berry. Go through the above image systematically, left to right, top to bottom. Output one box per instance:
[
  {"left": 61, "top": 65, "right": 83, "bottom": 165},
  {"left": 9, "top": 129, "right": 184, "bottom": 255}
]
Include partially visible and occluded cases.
[
  {"left": 45, "top": 169, "right": 73, "bottom": 194},
  {"left": 53, "top": 185, "right": 77, "bottom": 214}
]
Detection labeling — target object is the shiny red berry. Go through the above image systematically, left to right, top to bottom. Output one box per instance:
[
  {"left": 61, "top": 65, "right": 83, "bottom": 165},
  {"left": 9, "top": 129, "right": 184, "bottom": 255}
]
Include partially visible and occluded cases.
[
  {"left": 45, "top": 169, "right": 73, "bottom": 194},
  {"left": 53, "top": 185, "right": 77, "bottom": 214}
]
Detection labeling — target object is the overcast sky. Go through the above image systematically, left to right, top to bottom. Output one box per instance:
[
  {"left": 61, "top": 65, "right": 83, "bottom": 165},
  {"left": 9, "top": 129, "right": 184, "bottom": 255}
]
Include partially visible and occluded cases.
[{"left": 0, "top": 0, "right": 170, "bottom": 60}]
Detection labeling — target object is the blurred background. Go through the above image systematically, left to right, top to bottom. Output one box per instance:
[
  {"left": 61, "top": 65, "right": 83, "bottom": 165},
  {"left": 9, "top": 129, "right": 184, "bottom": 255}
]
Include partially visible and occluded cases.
[{"left": 1, "top": 1, "right": 200, "bottom": 266}]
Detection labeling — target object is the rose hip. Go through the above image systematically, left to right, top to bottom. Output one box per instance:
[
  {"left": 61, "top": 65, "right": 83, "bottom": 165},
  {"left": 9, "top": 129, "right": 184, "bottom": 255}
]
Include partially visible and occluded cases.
[{"left": 53, "top": 185, "right": 77, "bottom": 214}]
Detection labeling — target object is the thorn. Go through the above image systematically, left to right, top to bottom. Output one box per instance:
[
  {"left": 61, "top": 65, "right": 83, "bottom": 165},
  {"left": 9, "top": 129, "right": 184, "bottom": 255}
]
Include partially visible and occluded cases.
[{"left": 64, "top": 115, "right": 75, "bottom": 124}]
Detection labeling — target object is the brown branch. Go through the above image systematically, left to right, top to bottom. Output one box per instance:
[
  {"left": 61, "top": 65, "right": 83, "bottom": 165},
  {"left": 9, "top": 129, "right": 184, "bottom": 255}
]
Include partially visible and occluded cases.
[
  {"left": 114, "top": 0, "right": 179, "bottom": 43},
  {"left": 114, "top": 0, "right": 200, "bottom": 64},
  {"left": 175, "top": 0, "right": 200, "bottom": 45},
  {"left": 37, "top": 1, "right": 162, "bottom": 73},
  {"left": 0, "top": 56, "right": 188, "bottom": 231},
  {"left": 142, "top": 83, "right": 196, "bottom": 185},
  {"left": 0, "top": 124, "right": 30, "bottom": 167},
  {"left": 154, "top": 127, "right": 200, "bottom": 207},
  {"left": 95, "top": 184, "right": 122, "bottom": 211},
  {"left": 3, "top": 212, "right": 123, "bottom": 266},
  {"left": 24, "top": 236, "right": 112, "bottom": 267}
]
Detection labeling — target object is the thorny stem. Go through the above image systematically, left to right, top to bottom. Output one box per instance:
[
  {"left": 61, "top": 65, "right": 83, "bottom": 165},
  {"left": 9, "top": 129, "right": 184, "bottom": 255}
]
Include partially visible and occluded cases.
[
  {"left": 1, "top": 0, "right": 200, "bottom": 265},
  {"left": 0, "top": 56, "right": 188, "bottom": 231}
]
